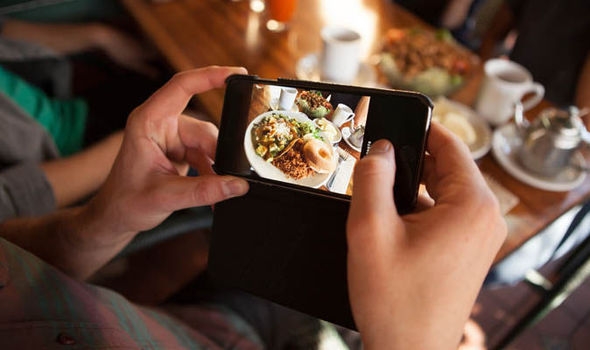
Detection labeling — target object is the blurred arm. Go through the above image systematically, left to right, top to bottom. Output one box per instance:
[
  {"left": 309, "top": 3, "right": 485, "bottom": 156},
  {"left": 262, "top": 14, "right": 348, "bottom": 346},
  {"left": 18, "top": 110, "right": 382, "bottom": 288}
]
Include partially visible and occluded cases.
[
  {"left": 440, "top": 0, "right": 474, "bottom": 30},
  {"left": 478, "top": 2, "right": 515, "bottom": 59},
  {"left": 1, "top": 19, "right": 157, "bottom": 75},
  {"left": 1, "top": 19, "right": 111, "bottom": 55},
  {"left": 576, "top": 54, "right": 590, "bottom": 129},
  {"left": 41, "top": 131, "right": 123, "bottom": 208}
]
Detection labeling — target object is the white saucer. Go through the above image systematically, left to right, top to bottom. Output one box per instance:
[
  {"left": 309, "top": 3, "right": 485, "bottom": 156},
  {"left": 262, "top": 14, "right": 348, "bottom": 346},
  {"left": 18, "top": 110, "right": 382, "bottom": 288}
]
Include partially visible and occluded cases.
[
  {"left": 296, "top": 53, "right": 377, "bottom": 86},
  {"left": 433, "top": 97, "right": 492, "bottom": 160},
  {"left": 491, "top": 123, "right": 586, "bottom": 192},
  {"left": 341, "top": 127, "right": 362, "bottom": 152}
]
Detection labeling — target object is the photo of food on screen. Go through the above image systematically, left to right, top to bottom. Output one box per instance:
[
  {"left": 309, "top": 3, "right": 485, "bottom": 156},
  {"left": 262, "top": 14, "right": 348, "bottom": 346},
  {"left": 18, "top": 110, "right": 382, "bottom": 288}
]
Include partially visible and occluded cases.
[{"left": 243, "top": 84, "right": 370, "bottom": 195}]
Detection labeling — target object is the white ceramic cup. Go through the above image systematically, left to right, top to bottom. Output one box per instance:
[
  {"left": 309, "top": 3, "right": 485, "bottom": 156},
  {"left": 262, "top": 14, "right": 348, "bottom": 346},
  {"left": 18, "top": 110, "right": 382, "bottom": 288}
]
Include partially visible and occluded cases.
[
  {"left": 320, "top": 26, "right": 361, "bottom": 83},
  {"left": 475, "top": 59, "right": 545, "bottom": 126},
  {"left": 278, "top": 87, "right": 297, "bottom": 110},
  {"left": 331, "top": 103, "right": 355, "bottom": 127}
]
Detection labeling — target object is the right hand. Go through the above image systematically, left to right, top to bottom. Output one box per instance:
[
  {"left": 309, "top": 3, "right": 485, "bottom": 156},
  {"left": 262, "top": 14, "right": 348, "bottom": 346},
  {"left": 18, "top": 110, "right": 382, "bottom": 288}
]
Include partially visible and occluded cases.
[{"left": 346, "top": 122, "right": 506, "bottom": 349}]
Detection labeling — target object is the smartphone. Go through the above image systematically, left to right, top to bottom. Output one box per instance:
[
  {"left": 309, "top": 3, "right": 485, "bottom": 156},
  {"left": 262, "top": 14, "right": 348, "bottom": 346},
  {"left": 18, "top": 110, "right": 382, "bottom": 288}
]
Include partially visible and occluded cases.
[
  {"left": 214, "top": 74, "right": 432, "bottom": 213},
  {"left": 210, "top": 75, "right": 432, "bottom": 329}
]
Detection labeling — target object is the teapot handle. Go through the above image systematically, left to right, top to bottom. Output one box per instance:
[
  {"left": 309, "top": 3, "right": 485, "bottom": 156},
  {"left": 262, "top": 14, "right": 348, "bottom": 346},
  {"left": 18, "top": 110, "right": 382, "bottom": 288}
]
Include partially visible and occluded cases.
[
  {"left": 514, "top": 102, "right": 529, "bottom": 130},
  {"left": 574, "top": 106, "right": 590, "bottom": 146}
]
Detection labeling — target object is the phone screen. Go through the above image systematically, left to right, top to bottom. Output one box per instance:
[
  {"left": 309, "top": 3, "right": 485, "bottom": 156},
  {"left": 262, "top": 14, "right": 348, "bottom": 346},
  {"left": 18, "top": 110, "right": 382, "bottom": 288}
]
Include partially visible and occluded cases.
[{"left": 215, "top": 76, "right": 432, "bottom": 213}]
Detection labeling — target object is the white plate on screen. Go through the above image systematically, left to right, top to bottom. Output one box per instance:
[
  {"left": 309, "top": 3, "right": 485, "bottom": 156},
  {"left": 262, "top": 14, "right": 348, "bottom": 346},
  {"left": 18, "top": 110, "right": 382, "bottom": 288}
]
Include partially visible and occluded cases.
[
  {"left": 296, "top": 53, "right": 378, "bottom": 87},
  {"left": 244, "top": 110, "right": 336, "bottom": 188},
  {"left": 491, "top": 123, "right": 586, "bottom": 192}
]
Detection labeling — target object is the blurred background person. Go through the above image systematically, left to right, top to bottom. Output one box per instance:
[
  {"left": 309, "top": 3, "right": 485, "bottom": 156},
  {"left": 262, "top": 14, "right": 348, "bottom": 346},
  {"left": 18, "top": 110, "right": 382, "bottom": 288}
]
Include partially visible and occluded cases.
[
  {"left": 478, "top": 0, "right": 590, "bottom": 115},
  {"left": 0, "top": 18, "right": 167, "bottom": 221}
]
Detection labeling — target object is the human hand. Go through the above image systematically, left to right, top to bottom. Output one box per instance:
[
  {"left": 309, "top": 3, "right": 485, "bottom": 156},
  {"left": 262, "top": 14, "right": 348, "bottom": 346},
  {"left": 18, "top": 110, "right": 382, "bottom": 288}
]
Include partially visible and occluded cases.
[
  {"left": 1, "top": 20, "right": 157, "bottom": 77},
  {"left": 92, "top": 24, "right": 160, "bottom": 77},
  {"left": 82, "top": 66, "right": 249, "bottom": 247},
  {"left": 346, "top": 122, "right": 506, "bottom": 349}
]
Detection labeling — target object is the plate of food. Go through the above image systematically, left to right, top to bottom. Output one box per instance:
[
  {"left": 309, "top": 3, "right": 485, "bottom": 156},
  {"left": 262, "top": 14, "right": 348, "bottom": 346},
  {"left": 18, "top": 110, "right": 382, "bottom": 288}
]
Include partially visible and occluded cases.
[
  {"left": 377, "top": 27, "right": 478, "bottom": 97},
  {"left": 295, "top": 90, "right": 334, "bottom": 119},
  {"left": 433, "top": 97, "right": 492, "bottom": 159},
  {"left": 244, "top": 110, "right": 338, "bottom": 188},
  {"left": 314, "top": 117, "right": 342, "bottom": 145}
]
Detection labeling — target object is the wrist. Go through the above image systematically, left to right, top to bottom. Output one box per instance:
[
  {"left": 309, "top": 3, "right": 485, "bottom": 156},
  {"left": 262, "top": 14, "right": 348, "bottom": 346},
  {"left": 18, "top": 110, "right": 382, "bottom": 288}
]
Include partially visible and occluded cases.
[{"left": 55, "top": 202, "right": 137, "bottom": 279}]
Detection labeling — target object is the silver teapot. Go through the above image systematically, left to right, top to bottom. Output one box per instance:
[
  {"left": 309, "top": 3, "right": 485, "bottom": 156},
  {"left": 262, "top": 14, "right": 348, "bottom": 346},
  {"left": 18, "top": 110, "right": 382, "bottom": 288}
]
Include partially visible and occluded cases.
[{"left": 515, "top": 103, "right": 590, "bottom": 177}]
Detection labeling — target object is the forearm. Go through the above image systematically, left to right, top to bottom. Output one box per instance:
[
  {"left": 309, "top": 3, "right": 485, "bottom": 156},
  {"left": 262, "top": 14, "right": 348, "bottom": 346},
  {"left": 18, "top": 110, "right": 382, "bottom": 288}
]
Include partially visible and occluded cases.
[
  {"left": 440, "top": 0, "right": 473, "bottom": 29},
  {"left": 478, "top": 3, "right": 515, "bottom": 59},
  {"left": 1, "top": 19, "right": 109, "bottom": 55},
  {"left": 576, "top": 54, "right": 590, "bottom": 112},
  {"left": 41, "top": 131, "right": 123, "bottom": 208},
  {"left": 0, "top": 205, "right": 136, "bottom": 280}
]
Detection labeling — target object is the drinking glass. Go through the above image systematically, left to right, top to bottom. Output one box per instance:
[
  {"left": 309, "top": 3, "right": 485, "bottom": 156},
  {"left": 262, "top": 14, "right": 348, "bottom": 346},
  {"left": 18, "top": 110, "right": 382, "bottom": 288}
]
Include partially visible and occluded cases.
[{"left": 266, "top": 0, "right": 297, "bottom": 32}]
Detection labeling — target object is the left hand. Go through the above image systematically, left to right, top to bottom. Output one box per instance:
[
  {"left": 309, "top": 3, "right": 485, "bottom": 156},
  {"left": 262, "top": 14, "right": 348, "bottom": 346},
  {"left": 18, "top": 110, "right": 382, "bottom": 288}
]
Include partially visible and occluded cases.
[{"left": 83, "top": 66, "right": 249, "bottom": 246}]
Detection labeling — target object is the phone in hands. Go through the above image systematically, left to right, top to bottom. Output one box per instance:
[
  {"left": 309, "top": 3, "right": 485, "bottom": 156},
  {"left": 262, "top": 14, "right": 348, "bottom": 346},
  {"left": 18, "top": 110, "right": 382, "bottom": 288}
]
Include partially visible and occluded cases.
[{"left": 209, "top": 75, "right": 432, "bottom": 329}]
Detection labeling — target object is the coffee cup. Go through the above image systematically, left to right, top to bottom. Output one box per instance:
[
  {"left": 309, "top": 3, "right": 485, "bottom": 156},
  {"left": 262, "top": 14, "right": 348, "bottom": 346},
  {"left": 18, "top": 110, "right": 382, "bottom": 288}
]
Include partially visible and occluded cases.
[
  {"left": 320, "top": 26, "right": 361, "bottom": 83},
  {"left": 475, "top": 59, "right": 544, "bottom": 126},
  {"left": 278, "top": 87, "right": 297, "bottom": 110},
  {"left": 331, "top": 103, "right": 355, "bottom": 127}
]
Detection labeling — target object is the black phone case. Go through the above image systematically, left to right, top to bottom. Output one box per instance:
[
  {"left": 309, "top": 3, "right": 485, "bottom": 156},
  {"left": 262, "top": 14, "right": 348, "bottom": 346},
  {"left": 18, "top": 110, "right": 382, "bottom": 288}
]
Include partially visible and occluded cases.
[{"left": 209, "top": 181, "right": 356, "bottom": 329}]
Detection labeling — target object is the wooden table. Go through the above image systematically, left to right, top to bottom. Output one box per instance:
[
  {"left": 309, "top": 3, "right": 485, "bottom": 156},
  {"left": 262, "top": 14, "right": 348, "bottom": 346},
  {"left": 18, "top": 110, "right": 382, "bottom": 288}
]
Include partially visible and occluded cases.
[{"left": 121, "top": 0, "right": 590, "bottom": 262}]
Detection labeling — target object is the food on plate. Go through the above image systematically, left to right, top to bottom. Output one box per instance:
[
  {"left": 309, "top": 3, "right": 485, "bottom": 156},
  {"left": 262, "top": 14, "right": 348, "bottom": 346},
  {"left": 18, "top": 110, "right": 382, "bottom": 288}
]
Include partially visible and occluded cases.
[
  {"left": 378, "top": 27, "right": 476, "bottom": 96},
  {"left": 295, "top": 90, "right": 333, "bottom": 119},
  {"left": 433, "top": 110, "right": 477, "bottom": 145},
  {"left": 251, "top": 112, "right": 334, "bottom": 179},
  {"left": 252, "top": 113, "right": 317, "bottom": 161},
  {"left": 314, "top": 117, "right": 341, "bottom": 144},
  {"left": 303, "top": 138, "right": 337, "bottom": 173},
  {"left": 272, "top": 139, "right": 315, "bottom": 179}
]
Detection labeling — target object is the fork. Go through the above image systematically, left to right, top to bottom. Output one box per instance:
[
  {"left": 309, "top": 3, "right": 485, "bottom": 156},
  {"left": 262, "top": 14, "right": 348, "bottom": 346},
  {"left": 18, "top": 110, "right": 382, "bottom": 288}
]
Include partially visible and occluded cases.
[{"left": 326, "top": 151, "right": 349, "bottom": 190}]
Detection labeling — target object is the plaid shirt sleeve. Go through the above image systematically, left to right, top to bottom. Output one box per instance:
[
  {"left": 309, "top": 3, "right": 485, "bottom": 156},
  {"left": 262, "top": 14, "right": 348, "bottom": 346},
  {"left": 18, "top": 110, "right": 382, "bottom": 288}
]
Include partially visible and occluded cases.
[{"left": 0, "top": 238, "right": 263, "bottom": 349}]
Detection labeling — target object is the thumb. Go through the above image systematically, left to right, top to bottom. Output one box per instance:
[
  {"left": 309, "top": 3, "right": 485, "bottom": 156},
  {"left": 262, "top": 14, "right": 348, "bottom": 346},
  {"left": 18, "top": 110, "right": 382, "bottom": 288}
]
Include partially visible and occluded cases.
[{"left": 348, "top": 140, "right": 398, "bottom": 231}]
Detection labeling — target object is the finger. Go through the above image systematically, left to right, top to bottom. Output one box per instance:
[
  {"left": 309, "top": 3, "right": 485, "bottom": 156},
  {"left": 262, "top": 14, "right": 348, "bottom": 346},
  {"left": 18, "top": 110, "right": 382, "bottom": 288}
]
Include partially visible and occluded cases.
[
  {"left": 139, "top": 66, "right": 247, "bottom": 120},
  {"left": 179, "top": 115, "right": 219, "bottom": 161},
  {"left": 426, "top": 121, "right": 476, "bottom": 176},
  {"left": 422, "top": 123, "right": 483, "bottom": 202},
  {"left": 348, "top": 140, "right": 398, "bottom": 239},
  {"left": 189, "top": 151, "right": 216, "bottom": 177},
  {"left": 154, "top": 175, "right": 249, "bottom": 212},
  {"left": 414, "top": 192, "right": 435, "bottom": 212}
]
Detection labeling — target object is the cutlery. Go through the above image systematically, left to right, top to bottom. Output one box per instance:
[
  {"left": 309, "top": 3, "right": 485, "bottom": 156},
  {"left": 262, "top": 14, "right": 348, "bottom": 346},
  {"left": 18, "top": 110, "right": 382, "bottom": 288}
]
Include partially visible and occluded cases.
[{"left": 326, "top": 151, "right": 349, "bottom": 190}]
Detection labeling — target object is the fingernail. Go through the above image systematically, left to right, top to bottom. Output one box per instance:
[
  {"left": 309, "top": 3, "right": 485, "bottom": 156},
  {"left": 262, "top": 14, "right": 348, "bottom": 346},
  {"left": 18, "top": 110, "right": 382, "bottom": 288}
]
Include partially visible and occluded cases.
[
  {"left": 369, "top": 140, "right": 392, "bottom": 154},
  {"left": 224, "top": 178, "right": 248, "bottom": 196}
]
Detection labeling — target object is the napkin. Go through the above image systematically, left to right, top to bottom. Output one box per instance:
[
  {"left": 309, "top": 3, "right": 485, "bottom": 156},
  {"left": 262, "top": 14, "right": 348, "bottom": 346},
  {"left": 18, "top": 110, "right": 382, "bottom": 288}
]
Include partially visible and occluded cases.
[{"left": 330, "top": 149, "right": 356, "bottom": 195}]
